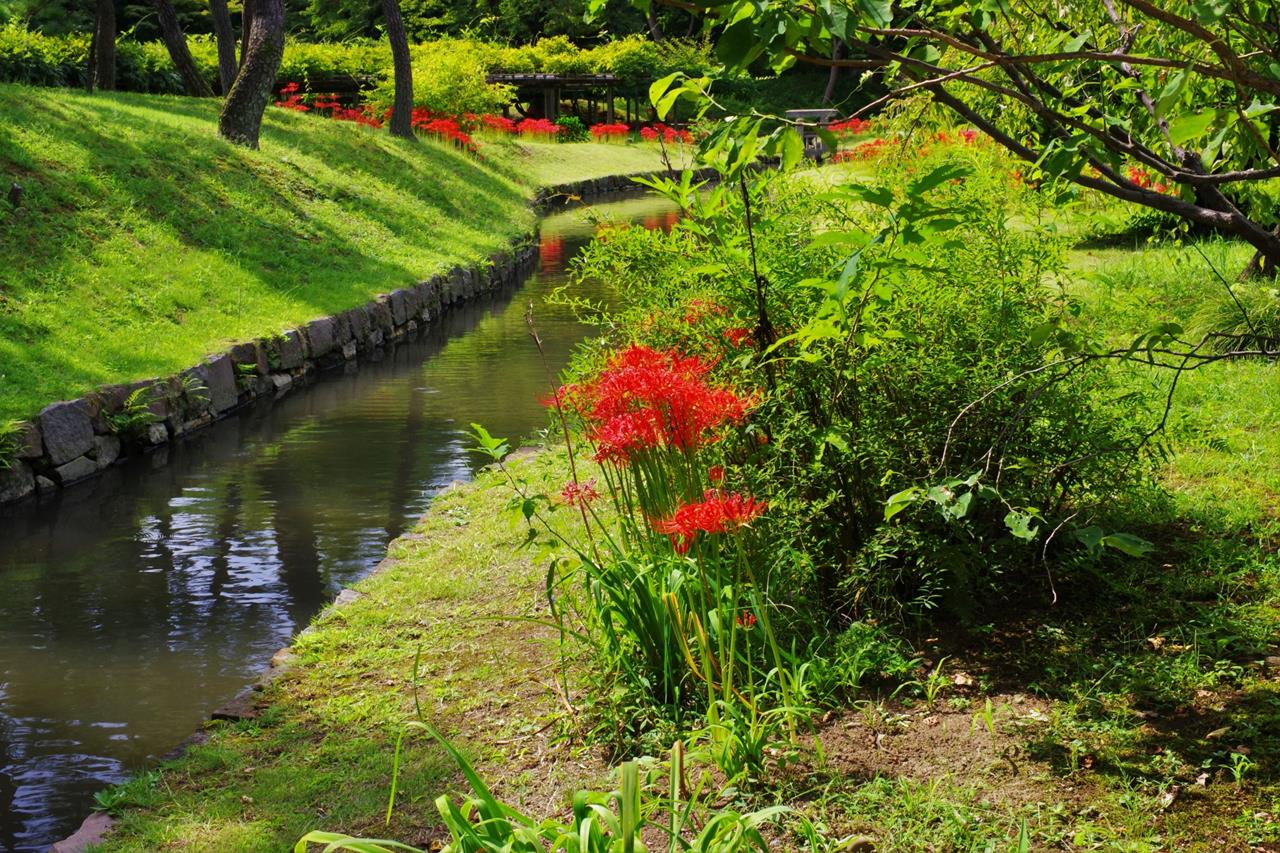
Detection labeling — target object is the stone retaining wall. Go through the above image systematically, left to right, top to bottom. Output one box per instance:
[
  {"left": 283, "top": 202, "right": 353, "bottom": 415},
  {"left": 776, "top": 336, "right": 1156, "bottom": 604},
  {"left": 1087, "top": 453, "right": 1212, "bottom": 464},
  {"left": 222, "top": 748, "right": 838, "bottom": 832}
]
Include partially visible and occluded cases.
[{"left": 0, "top": 239, "right": 540, "bottom": 506}]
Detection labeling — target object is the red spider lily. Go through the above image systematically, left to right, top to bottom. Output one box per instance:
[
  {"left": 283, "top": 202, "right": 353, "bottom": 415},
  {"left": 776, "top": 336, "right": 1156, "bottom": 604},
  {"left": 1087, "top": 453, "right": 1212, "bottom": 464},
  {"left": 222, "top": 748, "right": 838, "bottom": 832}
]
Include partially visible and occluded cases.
[
  {"left": 274, "top": 81, "right": 309, "bottom": 112},
  {"left": 412, "top": 113, "right": 478, "bottom": 152},
  {"left": 480, "top": 114, "right": 517, "bottom": 134},
  {"left": 829, "top": 116, "right": 872, "bottom": 136},
  {"left": 516, "top": 118, "right": 560, "bottom": 139},
  {"left": 590, "top": 122, "right": 631, "bottom": 141},
  {"left": 637, "top": 123, "right": 692, "bottom": 144},
  {"left": 832, "top": 137, "right": 889, "bottom": 163},
  {"left": 1126, "top": 166, "right": 1168, "bottom": 193},
  {"left": 724, "top": 327, "right": 753, "bottom": 348},
  {"left": 550, "top": 345, "right": 757, "bottom": 463},
  {"left": 708, "top": 465, "right": 725, "bottom": 484},
  {"left": 560, "top": 479, "right": 601, "bottom": 507},
  {"left": 651, "top": 490, "right": 767, "bottom": 553},
  {"left": 736, "top": 611, "right": 757, "bottom": 630}
]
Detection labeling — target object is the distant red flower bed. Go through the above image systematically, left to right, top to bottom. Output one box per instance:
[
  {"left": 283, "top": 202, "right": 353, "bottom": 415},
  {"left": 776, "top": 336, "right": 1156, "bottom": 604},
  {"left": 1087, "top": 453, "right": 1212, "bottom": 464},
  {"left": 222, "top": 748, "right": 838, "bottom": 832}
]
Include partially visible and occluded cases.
[
  {"left": 271, "top": 85, "right": 704, "bottom": 152},
  {"left": 590, "top": 122, "right": 630, "bottom": 141},
  {"left": 639, "top": 123, "right": 692, "bottom": 144}
]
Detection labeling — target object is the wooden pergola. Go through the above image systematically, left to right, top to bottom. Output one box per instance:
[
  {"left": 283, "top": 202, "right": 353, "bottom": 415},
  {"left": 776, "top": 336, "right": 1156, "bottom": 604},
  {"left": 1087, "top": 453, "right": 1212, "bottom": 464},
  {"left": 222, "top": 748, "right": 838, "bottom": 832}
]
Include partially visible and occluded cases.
[{"left": 486, "top": 73, "right": 622, "bottom": 123}]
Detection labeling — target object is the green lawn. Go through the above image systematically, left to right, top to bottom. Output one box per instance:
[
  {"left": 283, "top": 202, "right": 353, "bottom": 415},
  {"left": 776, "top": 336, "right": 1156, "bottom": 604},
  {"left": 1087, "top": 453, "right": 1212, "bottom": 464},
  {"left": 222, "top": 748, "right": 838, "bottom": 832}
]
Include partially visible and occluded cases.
[{"left": 0, "top": 86, "right": 676, "bottom": 425}]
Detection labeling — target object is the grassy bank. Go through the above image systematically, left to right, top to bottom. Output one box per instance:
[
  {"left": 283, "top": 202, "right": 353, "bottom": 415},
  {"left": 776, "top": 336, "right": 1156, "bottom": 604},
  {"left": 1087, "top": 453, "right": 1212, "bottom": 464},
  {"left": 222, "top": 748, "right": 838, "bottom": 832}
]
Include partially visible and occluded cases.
[
  {"left": 0, "top": 85, "right": 676, "bottom": 425},
  {"left": 97, "top": 451, "right": 605, "bottom": 851}
]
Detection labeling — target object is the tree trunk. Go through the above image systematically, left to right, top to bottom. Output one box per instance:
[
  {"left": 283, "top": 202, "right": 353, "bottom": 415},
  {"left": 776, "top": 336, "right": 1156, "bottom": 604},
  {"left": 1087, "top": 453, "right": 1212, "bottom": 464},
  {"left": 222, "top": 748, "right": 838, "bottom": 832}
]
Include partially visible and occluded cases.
[
  {"left": 87, "top": 0, "right": 116, "bottom": 92},
  {"left": 155, "top": 0, "right": 211, "bottom": 97},
  {"left": 208, "top": 0, "right": 238, "bottom": 95},
  {"left": 218, "top": 0, "right": 284, "bottom": 148},
  {"left": 239, "top": 0, "right": 254, "bottom": 70},
  {"left": 382, "top": 0, "right": 414, "bottom": 139},
  {"left": 646, "top": 6, "right": 664, "bottom": 42},
  {"left": 822, "top": 38, "right": 843, "bottom": 105},
  {"left": 1240, "top": 225, "right": 1280, "bottom": 279}
]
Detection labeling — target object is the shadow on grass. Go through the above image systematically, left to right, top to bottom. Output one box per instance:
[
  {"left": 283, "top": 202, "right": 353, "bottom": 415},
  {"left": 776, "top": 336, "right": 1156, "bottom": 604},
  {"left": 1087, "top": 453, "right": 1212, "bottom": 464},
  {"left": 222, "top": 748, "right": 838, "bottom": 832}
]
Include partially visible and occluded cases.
[
  {"left": 0, "top": 85, "right": 529, "bottom": 421},
  {"left": 926, "top": 497, "right": 1280, "bottom": 797}
]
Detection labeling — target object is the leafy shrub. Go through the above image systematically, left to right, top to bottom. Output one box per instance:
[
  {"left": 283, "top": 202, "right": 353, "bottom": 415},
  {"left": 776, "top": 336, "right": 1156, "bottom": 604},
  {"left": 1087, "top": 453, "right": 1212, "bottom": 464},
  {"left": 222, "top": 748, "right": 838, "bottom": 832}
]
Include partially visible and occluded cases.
[
  {"left": 0, "top": 23, "right": 86, "bottom": 87},
  {"left": 368, "top": 40, "right": 512, "bottom": 118},
  {"left": 554, "top": 114, "right": 588, "bottom": 141},
  {"left": 569, "top": 147, "right": 1155, "bottom": 623}
]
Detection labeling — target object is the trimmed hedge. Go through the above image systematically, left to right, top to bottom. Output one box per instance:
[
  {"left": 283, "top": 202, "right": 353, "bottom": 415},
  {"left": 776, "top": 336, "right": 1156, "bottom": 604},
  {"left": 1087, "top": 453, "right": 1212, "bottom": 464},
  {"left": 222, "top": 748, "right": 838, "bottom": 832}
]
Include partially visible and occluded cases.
[{"left": 0, "top": 26, "right": 711, "bottom": 98}]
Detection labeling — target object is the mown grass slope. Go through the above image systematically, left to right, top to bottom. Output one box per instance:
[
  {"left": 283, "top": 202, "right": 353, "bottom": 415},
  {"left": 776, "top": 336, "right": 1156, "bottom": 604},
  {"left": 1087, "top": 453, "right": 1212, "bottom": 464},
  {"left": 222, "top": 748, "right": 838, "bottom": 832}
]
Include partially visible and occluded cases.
[{"left": 0, "top": 86, "right": 674, "bottom": 425}]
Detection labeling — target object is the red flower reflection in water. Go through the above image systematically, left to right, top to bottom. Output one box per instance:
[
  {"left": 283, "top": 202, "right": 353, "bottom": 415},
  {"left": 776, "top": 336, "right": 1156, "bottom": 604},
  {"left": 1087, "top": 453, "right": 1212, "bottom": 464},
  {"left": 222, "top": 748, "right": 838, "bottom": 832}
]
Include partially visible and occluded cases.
[{"left": 540, "top": 235, "right": 565, "bottom": 274}]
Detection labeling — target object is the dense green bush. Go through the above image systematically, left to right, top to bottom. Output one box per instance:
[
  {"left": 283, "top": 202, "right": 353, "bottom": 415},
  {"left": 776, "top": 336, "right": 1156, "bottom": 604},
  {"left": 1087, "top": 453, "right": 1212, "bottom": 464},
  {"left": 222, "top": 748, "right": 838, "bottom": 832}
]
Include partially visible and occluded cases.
[
  {"left": 368, "top": 40, "right": 511, "bottom": 116},
  {"left": 569, "top": 144, "right": 1155, "bottom": 624}
]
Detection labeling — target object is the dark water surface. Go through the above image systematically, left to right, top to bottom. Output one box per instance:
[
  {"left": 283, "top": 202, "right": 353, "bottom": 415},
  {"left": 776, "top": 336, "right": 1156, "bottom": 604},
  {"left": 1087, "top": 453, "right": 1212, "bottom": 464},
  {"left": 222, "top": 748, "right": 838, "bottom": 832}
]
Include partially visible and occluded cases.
[{"left": 0, "top": 193, "right": 681, "bottom": 852}]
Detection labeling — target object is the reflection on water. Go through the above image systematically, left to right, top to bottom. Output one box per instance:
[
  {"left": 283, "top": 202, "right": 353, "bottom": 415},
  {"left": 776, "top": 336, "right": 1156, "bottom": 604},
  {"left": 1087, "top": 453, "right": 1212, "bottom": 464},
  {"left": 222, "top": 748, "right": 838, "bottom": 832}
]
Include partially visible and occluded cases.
[{"left": 0, "top": 191, "right": 681, "bottom": 852}]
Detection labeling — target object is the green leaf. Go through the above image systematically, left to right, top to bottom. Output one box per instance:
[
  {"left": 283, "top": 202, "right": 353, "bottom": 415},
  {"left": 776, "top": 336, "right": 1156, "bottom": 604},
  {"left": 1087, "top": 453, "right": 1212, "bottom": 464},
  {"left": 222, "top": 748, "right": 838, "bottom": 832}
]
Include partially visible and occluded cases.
[
  {"left": 819, "top": 0, "right": 855, "bottom": 39},
  {"left": 856, "top": 0, "right": 892, "bottom": 27},
  {"left": 1189, "top": 0, "right": 1230, "bottom": 24},
  {"left": 716, "top": 19, "right": 759, "bottom": 69},
  {"left": 1064, "top": 31, "right": 1090, "bottom": 52},
  {"left": 1154, "top": 68, "right": 1189, "bottom": 117},
  {"left": 648, "top": 72, "right": 682, "bottom": 110},
  {"left": 1168, "top": 110, "right": 1217, "bottom": 145},
  {"left": 780, "top": 126, "right": 805, "bottom": 170},
  {"left": 907, "top": 163, "right": 971, "bottom": 197},
  {"left": 836, "top": 183, "right": 895, "bottom": 207},
  {"left": 1028, "top": 320, "right": 1058, "bottom": 347},
  {"left": 468, "top": 423, "right": 509, "bottom": 460},
  {"left": 884, "top": 487, "right": 921, "bottom": 521},
  {"left": 1004, "top": 510, "right": 1039, "bottom": 541},
  {"left": 1075, "top": 525, "right": 1104, "bottom": 555},
  {"left": 1101, "top": 532, "right": 1154, "bottom": 557}
]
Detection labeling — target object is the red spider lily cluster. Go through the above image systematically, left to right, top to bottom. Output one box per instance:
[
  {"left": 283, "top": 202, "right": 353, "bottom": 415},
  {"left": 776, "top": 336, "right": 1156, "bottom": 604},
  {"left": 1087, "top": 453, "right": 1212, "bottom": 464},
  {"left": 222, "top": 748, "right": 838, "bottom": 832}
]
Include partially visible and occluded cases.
[
  {"left": 275, "top": 82, "right": 309, "bottom": 112},
  {"left": 274, "top": 83, "right": 385, "bottom": 128},
  {"left": 410, "top": 111, "right": 477, "bottom": 152},
  {"left": 480, "top": 114, "right": 517, "bottom": 134},
  {"left": 829, "top": 116, "right": 873, "bottom": 136},
  {"left": 516, "top": 117, "right": 561, "bottom": 140},
  {"left": 591, "top": 122, "right": 631, "bottom": 141},
  {"left": 638, "top": 123, "right": 693, "bottom": 144},
  {"left": 935, "top": 128, "right": 980, "bottom": 145},
  {"left": 832, "top": 137, "right": 890, "bottom": 163},
  {"left": 1125, "top": 166, "right": 1169, "bottom": 193},
  {"left": 724, "top": 327, "right": 754, "bottom": 348},
  {"left": 549, "top": 345, "right": 756, "bottom": 463},
  {"left": 652, "top": 489, "right": 767, "bottom": 553}
]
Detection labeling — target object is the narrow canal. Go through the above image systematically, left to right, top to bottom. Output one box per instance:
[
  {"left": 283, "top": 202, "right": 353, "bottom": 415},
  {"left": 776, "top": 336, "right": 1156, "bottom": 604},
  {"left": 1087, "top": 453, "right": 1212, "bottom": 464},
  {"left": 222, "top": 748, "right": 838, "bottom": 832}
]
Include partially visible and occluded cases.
[{"left": 0, "top": 192, "right": 682, "bottom": 852}]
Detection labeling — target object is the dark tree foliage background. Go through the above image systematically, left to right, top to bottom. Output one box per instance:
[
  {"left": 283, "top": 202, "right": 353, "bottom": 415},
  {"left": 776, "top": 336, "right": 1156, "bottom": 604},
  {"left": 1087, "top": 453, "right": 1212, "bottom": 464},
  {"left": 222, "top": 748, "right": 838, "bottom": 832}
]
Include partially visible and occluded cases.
[{"left": 0, "top": 0, "right": 694, "bottom": 44}]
